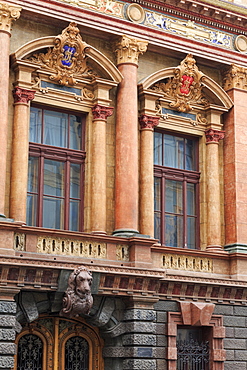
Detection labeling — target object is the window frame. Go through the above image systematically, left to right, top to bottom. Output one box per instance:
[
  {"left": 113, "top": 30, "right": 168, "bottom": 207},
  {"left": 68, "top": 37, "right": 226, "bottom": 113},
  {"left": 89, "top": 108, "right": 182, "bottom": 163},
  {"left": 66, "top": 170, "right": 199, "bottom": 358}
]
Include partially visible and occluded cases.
[
  {"left": 27, "top": 104, "right": 86, "bottom": 232},
  {"left": 154, "top": 130, "right": 200, "bottom": 249}
]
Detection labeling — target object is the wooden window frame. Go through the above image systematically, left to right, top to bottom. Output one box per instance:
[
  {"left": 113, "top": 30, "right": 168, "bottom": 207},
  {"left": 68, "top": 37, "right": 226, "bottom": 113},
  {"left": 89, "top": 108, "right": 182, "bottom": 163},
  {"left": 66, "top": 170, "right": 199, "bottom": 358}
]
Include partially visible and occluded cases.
[
  {"left": 27, "top": 105, "right": 86, "bottom": 231},
  {"left": 154, "top": 131, "right": 200, "bottom": 249}
]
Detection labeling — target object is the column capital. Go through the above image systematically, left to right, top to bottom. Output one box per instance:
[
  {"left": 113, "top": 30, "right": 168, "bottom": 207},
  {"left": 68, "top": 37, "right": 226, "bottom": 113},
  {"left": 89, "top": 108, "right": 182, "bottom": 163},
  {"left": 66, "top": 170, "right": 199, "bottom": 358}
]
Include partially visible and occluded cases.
[
  {"left": 0, "top": 2, "right": 21, "bottom": 34},
  {"left": 115, "top": 35, "right": 148, "bottom": 66},
  {"left": 222, "top": 64, "right": 247, "bottom": 91},
  {"left": 12, "top": 87, "right": 35, "bottom": 104},
  {"left": 92, "top": 104, "right": 113, "bottom": 120},
  {"left": 139, "top": 114, "right": 159, "bottom": 131},
  {"left": 205, "top": 128, "right": 225, "bottom": 143}
]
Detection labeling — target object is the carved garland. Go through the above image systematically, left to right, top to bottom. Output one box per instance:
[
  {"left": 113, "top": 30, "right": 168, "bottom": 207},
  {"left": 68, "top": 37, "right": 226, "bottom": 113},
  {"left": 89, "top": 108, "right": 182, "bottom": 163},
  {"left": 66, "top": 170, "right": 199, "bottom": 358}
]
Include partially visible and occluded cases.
[{"left": 150, "top": 54, "right": 209, "bottom": 113}]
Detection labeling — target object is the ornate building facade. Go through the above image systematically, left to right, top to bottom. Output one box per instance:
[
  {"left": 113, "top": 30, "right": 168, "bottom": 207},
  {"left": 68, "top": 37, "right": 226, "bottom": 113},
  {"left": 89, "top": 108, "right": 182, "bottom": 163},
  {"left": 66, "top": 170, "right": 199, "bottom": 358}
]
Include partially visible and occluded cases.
[{"left": 0, "top": 0, "right": 247, "bottom": 369}]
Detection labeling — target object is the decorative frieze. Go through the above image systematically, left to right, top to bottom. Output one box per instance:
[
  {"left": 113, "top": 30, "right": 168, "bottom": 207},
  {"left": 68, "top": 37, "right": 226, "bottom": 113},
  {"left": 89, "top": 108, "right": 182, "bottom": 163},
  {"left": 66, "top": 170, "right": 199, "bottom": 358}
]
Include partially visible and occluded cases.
[
  {"left": 0, "top": 2, "right": 21, "bottom": 33},
  {"left": 115, "top": 35, "right": 148, "bottom": 65},
  {"left": 222, "top": 64, "right": 247, "bottom": 91},
  {"left": 12, "top": 87, "right": 35, "bottom": 104},
  {"left": 92, "top": 104, "right": 113, "bottom": 120},
  {"left": 139, "top": 115, "right": 159, "bottom": 130},
  {"left": 205, "top": 128, "right": 225, "bottom": 143},
  {"left": 37, "top": 236, "right": 107, "bottom": 258},
  {"left": 162, "top": 254, "right": 213, "bottom": 273}
]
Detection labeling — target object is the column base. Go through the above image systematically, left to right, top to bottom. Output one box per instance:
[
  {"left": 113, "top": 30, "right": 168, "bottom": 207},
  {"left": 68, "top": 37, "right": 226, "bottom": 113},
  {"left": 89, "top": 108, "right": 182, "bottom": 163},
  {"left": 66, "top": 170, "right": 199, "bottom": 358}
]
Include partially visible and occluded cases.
[
  {"left": 113, "top": 228, "right": 139, "bottom": 237},
  {"left": 91, "top": 231, "right": 107, "bottom": 236},
  {"left": 206, "top": 245, "right": 228, "bottom": 253}
]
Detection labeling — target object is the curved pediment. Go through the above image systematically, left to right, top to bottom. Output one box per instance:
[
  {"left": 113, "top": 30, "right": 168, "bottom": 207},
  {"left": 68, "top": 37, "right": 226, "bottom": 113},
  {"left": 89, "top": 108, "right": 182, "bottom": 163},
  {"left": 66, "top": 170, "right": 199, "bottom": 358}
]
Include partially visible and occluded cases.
[
  {"left": 12, "top": 23, "right": 122, "bottom": 86},
  {"left": 139, "top": 55, "right": 233, "bottom": 112}
]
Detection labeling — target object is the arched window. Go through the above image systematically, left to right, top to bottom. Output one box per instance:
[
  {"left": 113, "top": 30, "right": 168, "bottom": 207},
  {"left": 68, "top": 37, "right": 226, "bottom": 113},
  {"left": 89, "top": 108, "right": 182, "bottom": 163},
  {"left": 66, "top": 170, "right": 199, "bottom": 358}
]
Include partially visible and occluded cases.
[{"left": 17, "top": 334, "right": 43, "bottom": 370}]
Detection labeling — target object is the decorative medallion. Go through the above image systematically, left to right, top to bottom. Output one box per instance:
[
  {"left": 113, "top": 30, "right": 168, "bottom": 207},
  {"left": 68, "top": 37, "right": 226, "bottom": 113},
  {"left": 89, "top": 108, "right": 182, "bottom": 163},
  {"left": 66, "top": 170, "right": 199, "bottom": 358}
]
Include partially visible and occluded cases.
[
  {"left": 126, "top": 4, "right": 145, "bottom": 24},
  {"left": 28, "top": 22, "right": 92, "bottom": 86},
  {"left": 234, "top": 35, "right": 247, "bottom": 53},
  {"left": 150, "top": 54, "right": 208, "bottom": 113}
]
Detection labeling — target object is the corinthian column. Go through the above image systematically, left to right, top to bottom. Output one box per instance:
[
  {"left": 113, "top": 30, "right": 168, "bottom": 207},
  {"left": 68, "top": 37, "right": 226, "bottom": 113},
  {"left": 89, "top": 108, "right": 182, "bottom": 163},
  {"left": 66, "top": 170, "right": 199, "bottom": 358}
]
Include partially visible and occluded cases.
[
  {"left": 0, "top": 2, "right": 21, "bottom": 217},
  {"left": 114, "top": 35, "right": 148, "bottom": 236},
  {"left": 10, "top": 87, "right": 35, "bottom": 223},
  {"left": 91, "top": 104, "right": 113, "bottom": 234},
  {"left": 139, "top": 115, "right": 159, "bottom": 237},
  {"left": 205, "top": 128, "right": 225, "bottom": 252}
]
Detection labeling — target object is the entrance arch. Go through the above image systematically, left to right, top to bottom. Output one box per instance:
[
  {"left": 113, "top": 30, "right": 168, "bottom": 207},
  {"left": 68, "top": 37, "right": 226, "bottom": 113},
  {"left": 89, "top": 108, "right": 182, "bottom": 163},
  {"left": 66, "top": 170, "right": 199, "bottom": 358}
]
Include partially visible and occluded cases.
[{"left": 15, "top": 315, "right": 104, "bottom": 370}]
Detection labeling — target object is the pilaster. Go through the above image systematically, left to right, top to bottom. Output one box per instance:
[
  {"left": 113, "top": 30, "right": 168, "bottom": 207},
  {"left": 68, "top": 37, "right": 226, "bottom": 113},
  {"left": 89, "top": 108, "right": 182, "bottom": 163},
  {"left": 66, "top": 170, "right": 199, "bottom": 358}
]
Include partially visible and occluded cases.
[
  {"left": 0, "top": 2, "right": 21, "bottom": 218},
  {"left": 114, "top": 36, "right": 148, "bottom": 237},
  {"left": 223, "top": 64, "right": 247, "bottom": 253},
  {"left": 10, "top": 87, "right": 35, "bottom": 223},
  {"left": 91, "top": 104, "right": 113, "bottom": 234},
  {"left": 139, "top": 115, "right": 159, "bottom": 237},
  {"left": 205, "top": 128, "right": 226, "bottom": 253}
]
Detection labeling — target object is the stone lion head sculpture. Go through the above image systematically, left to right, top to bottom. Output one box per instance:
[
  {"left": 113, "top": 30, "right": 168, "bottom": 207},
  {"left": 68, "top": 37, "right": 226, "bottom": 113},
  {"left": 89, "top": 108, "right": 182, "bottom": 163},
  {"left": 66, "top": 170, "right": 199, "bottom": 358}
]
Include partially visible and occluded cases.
[{"left": 60, "top": 266, "right": 93, "bottom": 318}]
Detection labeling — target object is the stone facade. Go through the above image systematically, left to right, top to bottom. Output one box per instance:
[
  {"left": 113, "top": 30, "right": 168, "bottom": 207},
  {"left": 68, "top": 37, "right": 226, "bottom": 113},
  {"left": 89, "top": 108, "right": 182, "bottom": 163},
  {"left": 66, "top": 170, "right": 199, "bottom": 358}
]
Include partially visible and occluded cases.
[{"left": 0, "top": 0, "right": 247, "bottom": 369}]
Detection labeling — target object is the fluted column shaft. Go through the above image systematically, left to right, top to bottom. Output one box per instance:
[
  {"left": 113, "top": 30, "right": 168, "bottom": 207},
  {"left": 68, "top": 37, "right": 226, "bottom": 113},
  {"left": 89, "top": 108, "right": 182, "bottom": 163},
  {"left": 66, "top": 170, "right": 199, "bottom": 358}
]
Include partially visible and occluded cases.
[
  {"left": 0, "top": 3, "right": 21, "bottom": 217},
  {"left": 114, "top": 36, "right": 148, "bottom": 235},
  {"left": 10, "top": 87, "right": 35, "bottom": 223},
  {"left": 91, "top": 104, "right": 113, "bottom": 234},
  {"left": 139, "top": 115, "right": 159, "bottom": 237},
  {"left": 205, "top": 129, "right": 224, "bottom": 249}
]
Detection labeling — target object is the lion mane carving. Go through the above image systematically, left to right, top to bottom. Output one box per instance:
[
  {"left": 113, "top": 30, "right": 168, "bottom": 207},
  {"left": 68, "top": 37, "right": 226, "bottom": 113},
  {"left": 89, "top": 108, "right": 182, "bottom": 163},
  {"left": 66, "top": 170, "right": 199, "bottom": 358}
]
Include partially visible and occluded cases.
[{"left": 60, "top": 266, "right": 93, "bottom": 318}]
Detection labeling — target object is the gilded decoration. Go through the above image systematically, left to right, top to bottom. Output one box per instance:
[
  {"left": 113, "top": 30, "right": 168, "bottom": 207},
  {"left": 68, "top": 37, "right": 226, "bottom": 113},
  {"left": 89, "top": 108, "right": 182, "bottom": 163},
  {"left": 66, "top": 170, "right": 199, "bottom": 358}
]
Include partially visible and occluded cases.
[
  {"left": 0, "top": 2, "right": 21, "bottom": 33},
  {"left": 27, "top": 22, "right": 92, "bottom": 86},
  {"left": 115, "top": 35, "right": 148, "bottom": 65},
  {"left": 150, "top": 54, "right": 208, "bottom": 113},
  {"left": 222, "top": 64, "right": 247, "bottom": 91},
  {"left": 14, "top": 233, "right": 25, "bottom": 251},
  {"left": 37, "top": 236, "right": 107, "bottom": 258},
  {"left": 116, "top": 245, "right": 129, "bottom": 261},
  {"left": 163, "top": 254, "right": 213, "bottom": 273},
  {"left": 60, "top": 267, "right": 93, "bottom": 318}
]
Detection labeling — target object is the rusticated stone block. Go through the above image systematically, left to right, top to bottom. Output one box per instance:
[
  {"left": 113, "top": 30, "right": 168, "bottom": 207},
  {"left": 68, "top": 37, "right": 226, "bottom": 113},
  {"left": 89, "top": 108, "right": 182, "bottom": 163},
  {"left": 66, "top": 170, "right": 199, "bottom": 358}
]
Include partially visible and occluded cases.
[
  {"left": 154, "top": 301, "right": 178, "bottom": 312},
  {"left": 0, "top": 302, "right": 16, "bottom": 314},
  {"left": 124, "top": 309, "right": 156, "bottom": 322},
  {"left": 0, "top": 316, "right": 15, "bottom": 327},
  {"left": 102, "top": 322, "right": 126, "bottom": 338},
  {"left": 125, "top": 322, "right": 155, "bottom": 333},
  {"left": 213, "top": 326, "right": 225, "bottom": 338},
  {"left": 0, "top": 329, "right": 16, "bottom": 341},
  {"left": 123, "top": 334, "right": 156, "bottom": 346},
  {"left": 224, "top": 338, "right": 246, "bottom": 349},
  {"left": 0, "top": 343, "right": 16, "bottom": 355},
  {"left": 167, "top": 347, "right": 177, "bottom": 360},
  {"left": 212, "top": 349, "right": 226, "bottom": 361},
  {"left": 0, "top": 356, "right": 14, "bottom": 369},
  {"left": 123, "top": 359, "right": 156, "bottom": 370},
  {"left": 225, "top": 362, "right": 246, "bottom": 370}
]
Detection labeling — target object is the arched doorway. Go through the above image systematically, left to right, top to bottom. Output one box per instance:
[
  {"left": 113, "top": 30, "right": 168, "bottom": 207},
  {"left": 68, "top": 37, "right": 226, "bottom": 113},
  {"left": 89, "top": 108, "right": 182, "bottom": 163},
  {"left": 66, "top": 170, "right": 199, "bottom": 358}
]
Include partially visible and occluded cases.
[{"left": 15, "top": 316, "right": 104, "bottom": 370}]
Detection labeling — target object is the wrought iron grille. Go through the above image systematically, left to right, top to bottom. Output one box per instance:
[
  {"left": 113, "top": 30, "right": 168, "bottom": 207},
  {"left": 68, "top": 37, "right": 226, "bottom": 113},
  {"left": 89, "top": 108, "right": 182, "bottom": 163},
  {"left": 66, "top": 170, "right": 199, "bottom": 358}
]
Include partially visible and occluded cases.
[
  {"left": 177, "top": 332, "right": 209, "bottom": 370},
  {"left": 17, "top": 334, "right": 43, "bottom": 370},
  {"left": 65, "top": 336, "right": 89, "bottom": 370}
]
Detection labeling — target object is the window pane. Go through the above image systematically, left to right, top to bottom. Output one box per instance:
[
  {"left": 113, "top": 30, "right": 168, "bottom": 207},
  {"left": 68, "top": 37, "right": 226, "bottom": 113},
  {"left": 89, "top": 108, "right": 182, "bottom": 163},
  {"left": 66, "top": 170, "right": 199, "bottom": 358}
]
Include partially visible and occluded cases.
[
  {"left": 30, "top": 107, "right": 42, "bottom": 143},
  {"left": 44, "top": 110, "right": 68, "bottom": 147},
  {"left": 69, "top": 115, "right": 82, "bottom": 150},
  {"left": 154, "top": 132, "right": 162, "bottom": 165},
  {"left": 164, "top": 134, "right": 184, "bottom": 169},
  {"left": 185, "top": 138, "right": 196, "bottom": 170},
  {"left": 28, "top": 157, "right": 39, "bottom": 193},
  {"left": 44, "top": 160, "right": 64, "bottom": 197},
  {"left": 70, "top": 163, "right": 80, "bottom": 198},
  {"left": 154, "top": 177, "right": 161, "bottom": 211},
  {"left": 165, "top": 180, "right": 183, "bottom": 214},
  {"left": 187, "top": 183, "right": 196, "bottom": 216},
  {"left": 26, "top": 194, "right": 37, "bottom": 227},
  {"left": 43, "top": 197, "right": 64, "bottom": 229},
  {"left": 70, "top": 200, "right": 80, "bottom": 231},
  {"left": 154, "top": 212, "right": 161, "bottom": 241},
  {"left": 165, "top": 214, "right": 183, "bottom": 247},
  {"left": 187, "top": 217, "right": 196, "bottom": 249},
  {"left": 17, "top": 334, "right": 43, "bottom": 370},
  {"left": 65, "top": 336, "right": 89, "bottom": 370}
]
